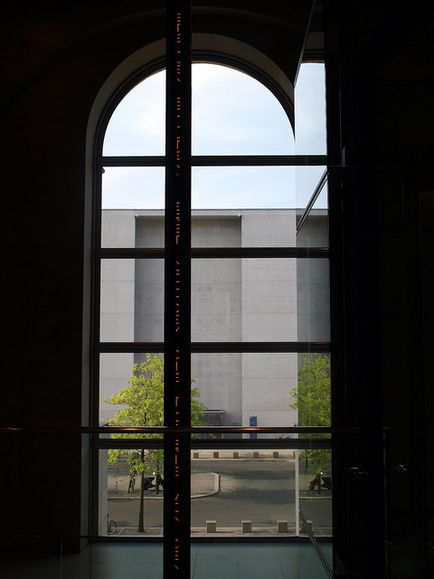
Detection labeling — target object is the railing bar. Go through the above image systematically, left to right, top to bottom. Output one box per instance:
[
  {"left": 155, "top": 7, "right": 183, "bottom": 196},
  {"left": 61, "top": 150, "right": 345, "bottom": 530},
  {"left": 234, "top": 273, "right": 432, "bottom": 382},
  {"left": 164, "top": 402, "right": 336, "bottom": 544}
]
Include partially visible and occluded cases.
[
  {"left": 296, "top": 168, "right": 329, "bottom": 234},
  {"left": 0, "top": 425, "right": 361, "bottom": 434},
  {"left": 299, "top": 507, "right": 333, "bottom": 578}
]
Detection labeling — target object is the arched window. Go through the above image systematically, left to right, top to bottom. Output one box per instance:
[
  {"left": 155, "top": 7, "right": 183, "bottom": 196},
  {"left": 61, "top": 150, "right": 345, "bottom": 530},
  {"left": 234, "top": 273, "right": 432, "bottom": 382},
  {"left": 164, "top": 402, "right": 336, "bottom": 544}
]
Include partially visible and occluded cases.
[{"left": 92, "top": 47, "right": 330, "bottom": 573}]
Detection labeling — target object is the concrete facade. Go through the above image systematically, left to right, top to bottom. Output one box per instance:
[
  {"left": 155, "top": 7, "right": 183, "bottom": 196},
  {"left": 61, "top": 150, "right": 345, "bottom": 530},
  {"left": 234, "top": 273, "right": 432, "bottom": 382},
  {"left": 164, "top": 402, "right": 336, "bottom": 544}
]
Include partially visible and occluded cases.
[{"left": 100, "top": 209, "right": 329, "bottom": 430}]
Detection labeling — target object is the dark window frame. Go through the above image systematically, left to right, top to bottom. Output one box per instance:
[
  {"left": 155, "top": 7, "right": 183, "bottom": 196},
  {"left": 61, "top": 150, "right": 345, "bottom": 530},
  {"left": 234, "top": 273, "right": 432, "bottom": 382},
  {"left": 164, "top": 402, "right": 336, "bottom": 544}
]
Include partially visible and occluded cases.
[{"left": 90, "top": 47, "right": 331, "bottom": 569}]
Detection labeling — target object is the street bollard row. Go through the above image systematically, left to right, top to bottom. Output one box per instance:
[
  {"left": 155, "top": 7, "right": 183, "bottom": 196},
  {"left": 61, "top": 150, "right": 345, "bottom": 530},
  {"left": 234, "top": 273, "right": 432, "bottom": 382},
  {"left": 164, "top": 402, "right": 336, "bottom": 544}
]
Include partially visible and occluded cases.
[
  {"left": 192, "top": 451, "right": 297, "bottom": 459},
  {"left": 205, "top": 520, "right": 289, "bottom": 533}
]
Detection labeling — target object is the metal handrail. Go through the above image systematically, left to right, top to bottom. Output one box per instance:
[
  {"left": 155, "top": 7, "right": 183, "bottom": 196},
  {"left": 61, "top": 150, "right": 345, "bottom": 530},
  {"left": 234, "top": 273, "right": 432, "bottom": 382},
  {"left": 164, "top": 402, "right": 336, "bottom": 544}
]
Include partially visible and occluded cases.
[
  {"left": 296, "top": 168, "right": 329, "bottom": 234},
  {"left": 0, "top": 425, "right": 359, "bottom": 434},
  {"left": 299, "top": 506, "right": 333, "bottom": 578}
]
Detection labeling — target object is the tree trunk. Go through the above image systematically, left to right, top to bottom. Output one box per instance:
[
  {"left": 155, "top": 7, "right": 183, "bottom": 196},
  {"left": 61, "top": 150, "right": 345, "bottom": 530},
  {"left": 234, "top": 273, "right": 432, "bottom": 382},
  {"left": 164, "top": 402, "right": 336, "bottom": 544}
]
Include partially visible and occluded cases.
[{"left": 138, "top": 449, "right": 145, "bottom": 532}]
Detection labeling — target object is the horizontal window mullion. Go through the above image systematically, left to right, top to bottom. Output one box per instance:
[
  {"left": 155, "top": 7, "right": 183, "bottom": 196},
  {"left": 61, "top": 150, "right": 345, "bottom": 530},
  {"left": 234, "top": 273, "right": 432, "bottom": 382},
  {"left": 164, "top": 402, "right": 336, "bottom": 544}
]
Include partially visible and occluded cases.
[
  {"left": 100, "top": 154, "right": 328, "bottom": 167},
  {"left": 192, "top": 154, "right": 328, "bottom": 166},
  {"left": 101, "top": 156, "right": 165, "bottom": 167},
  {"left": 97, "top": 247, "right": 329, "bottom": 259},
  {"left": 191, "top": 247, "right": 328, "bottom": 259},
  {"left": 98, "top": 248, "right": 165, "bottom": 259},
  {"left": 96, "top": 342, "right": 330, "bottom": 353},
  {"left": 97, "top": 342, "right": 164, "bottom": 353},
  {"left": 191, "top": 342, "right": 330, "bottom": 353},
  {"left": 95, "top": 438, "right": 332, "bottom": 450},
  {"left": 97, "top": 438, "right": 164, "bottom": 449}
]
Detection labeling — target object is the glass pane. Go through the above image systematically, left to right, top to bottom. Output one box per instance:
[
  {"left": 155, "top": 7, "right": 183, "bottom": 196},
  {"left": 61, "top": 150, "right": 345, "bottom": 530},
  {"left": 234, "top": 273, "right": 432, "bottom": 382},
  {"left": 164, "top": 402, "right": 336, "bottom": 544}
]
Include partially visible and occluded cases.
[
  {"left": 295, "top": 62, "right": 327, "bottom": 155},
  {"left": 192, "top": 63, "right": 294, "bottom": 155},
  {"left": 103, "top": 69, "right": 165, "bottom": 156},
  {"left": 295, "top": 165, "right": 327, "bottom": 209},
  {"left": 101, "top": 167, "right": 165, "bottom": 248},
  {"left": 102, "top": 167, "right": 165, "bottom": 210},
  {"left": 192, "top": 167, "right": 296, "bottom": 210},
  {"left": 192, "top": 168, "right": 327, "bottom": 247},
  {"left": 297, "top": 176, "right": 329, "bottom": 248},
  {"left": 102, "top": 210, "right": 165, "bottom": 249},
  {"left": 192, "top": 214, "right": 242, "bottom": 247},
  {"left": 191, "top": 258, "right": 329, "bottom": 342},
  {"left": 100, "top": 259, "right": 164, "bottom": 342},
  {"left": 297, "top": 259, "right": 330, "bottom": 342},
  {"left": 99, "top": 353, "right": 164, "bottom": 427},
  {"left": 191, "top": 353, "right": 298, "bottom": 429},
  {"left": 192, "top": 353, "right": 330, "bottom": 432},
  {"left": 296, "top": 354, "right": 331, "bottom": 427},
  {"left": 100, "top": 448, "right": 164, "bottom": 536},
  {"left": 298, "top": 448, "right": 333, "bottom": 537},
  {"left": 191, "top": 449, "right": 296, "bottom": 536},
  {"left": 2, "top": 539, "right": 164, "bottom": 578},
  {"left": 192, "top": 543, "right": 331, "bottom": 579},
  {"left": 88, "top": 544, "right": 163, "bottom": 578}
]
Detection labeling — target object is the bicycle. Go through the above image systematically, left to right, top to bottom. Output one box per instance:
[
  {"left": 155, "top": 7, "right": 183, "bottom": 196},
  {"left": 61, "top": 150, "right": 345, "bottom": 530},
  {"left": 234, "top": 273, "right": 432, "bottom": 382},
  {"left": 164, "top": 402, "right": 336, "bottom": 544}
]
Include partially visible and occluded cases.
[{"left": 107, "top": 515, "right": 117, "bottom": 535}]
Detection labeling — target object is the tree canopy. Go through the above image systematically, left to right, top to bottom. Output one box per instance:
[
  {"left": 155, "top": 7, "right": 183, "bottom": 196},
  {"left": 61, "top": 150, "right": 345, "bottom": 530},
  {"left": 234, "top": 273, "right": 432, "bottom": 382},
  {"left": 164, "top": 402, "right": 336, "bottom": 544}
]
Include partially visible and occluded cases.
[
  {"left": 106, "top": 353, "right": 207, "bottom": 462},
  {"left": 105, "top": 354, "right": 207, "bottom": 531},
  {"left": 291, "top": 354, "right": 331, "bottom": 473},
  {"left": 293, "top": 354, "right": 331, "bottom": 427}
]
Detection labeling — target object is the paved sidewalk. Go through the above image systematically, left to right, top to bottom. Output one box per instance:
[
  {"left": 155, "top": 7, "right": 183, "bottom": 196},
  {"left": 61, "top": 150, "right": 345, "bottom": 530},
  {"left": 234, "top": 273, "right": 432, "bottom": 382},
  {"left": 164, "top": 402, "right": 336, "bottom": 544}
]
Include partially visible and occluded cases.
[{"left": 108, "top": 471, "right": 219, "bottom": 500}]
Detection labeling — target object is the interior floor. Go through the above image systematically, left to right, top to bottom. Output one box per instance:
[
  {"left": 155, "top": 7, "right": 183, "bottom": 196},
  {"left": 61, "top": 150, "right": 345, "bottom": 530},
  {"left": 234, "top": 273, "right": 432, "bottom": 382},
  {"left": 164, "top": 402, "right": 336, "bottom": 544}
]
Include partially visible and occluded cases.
[{"left": 2, "top": 542, "right": 332, "bottom": 579}]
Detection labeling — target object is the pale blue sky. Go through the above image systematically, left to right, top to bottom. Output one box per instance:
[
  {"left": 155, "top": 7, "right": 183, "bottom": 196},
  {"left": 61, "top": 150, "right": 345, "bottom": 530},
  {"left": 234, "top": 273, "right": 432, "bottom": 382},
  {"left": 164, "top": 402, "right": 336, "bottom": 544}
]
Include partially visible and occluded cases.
[{"left": 102, "top": 63, "right": 327, "bottom": 209}]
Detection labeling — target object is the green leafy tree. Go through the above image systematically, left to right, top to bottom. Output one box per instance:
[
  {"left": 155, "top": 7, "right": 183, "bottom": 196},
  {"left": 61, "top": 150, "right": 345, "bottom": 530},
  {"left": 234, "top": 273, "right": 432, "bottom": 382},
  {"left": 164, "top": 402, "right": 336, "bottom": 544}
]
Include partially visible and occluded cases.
[
  {"left": 106, "top": 354, "right": 207, "bottom": 532},
  {"left": 291, "top": 354, "right": 331, "bottom": 474}
]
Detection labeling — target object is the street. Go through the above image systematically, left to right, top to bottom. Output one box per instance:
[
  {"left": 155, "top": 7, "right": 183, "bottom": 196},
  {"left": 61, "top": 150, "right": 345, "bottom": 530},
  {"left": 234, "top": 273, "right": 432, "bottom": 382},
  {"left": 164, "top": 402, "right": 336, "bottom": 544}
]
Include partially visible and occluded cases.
[{"left": 108, "top": 458, "right": 331, "bottom": 535}]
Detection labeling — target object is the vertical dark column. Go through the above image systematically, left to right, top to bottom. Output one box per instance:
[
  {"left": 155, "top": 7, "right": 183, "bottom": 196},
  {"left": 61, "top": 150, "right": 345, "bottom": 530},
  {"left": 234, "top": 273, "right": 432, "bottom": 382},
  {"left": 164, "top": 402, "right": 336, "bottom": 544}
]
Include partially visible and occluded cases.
[
  {"left": 164, "top": 1, "right": 192, "bottom": 578},
  {"left": 326, "top": 2, "right": 386, "bottom": 578}
]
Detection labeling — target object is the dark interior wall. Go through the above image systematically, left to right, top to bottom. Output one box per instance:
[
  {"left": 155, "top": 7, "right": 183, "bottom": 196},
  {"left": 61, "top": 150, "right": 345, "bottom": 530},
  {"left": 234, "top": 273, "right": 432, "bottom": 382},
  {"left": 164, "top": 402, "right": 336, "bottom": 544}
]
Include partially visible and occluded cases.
[
  {"left": 326, "top": 2, "right": 434, "bottom": 577},
  {"left": 1, "top": 5, "right": 168, "bottom": 552},
  {"left": 2, "top": 8, "right": 168, "bottom": 428},
  {"left": 375, "top": 13, "right": 434, "bottom": 578}
]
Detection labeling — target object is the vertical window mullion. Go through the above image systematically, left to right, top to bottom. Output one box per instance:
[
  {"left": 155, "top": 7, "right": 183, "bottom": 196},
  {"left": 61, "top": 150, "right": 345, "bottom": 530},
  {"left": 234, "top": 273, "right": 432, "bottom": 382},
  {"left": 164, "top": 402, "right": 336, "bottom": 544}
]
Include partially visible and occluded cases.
[{"left": 164, "top": 1, "right": 192, "bottom": 578}]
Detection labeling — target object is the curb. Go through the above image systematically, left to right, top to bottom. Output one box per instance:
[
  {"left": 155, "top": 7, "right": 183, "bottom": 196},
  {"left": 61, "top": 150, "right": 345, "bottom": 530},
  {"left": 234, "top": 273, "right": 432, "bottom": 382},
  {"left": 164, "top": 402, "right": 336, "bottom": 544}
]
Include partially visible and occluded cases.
[
  {"left": 108, "top": 472, "right": 220, "bottom": 501},
  {"left": 299, "top": 493, "right": 332, "bottom": 500}
]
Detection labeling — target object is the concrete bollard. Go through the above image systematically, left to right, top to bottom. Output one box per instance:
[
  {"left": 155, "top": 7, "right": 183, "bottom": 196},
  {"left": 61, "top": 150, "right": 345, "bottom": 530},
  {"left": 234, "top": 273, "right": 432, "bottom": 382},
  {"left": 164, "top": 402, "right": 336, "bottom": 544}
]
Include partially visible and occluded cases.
[
  {"left": 273, "top": 451, "right": 279, "bottom": 459},
  {"left": 303, "top": 519, "right": 313, "bottom": 534},
  {"left": 206, "top": 520, "right": 217, "bottom": 533},
  {"left": 241, "top": 520, "right": 252, "bottom": 533},
  {"left": 277, "top": 520, "right": 288, "bottom": 533}
]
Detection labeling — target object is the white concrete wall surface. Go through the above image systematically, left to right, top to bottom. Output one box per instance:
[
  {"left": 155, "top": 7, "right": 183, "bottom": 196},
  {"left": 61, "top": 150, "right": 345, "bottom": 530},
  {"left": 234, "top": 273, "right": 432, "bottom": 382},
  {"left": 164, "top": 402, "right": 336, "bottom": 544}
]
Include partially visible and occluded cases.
[
  {"left": 99, "top": 209, "right": 328, "bottom": 429},
  {"left": 241, "top": 211, "right": 298, "bottom": 428}
]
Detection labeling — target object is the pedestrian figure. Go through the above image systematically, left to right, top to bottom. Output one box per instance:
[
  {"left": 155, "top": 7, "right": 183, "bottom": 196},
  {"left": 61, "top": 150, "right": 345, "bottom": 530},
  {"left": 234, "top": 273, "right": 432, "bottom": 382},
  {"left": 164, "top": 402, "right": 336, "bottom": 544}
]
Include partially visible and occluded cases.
[
  {"left": 309, "top": 469, "right": 323, "bottom": 493},
  {"left": 153, "top": 471, "right": 164, "bottom": 495},
  {"left": 128, "top": 474, "right": 136, "bottom": 493}
]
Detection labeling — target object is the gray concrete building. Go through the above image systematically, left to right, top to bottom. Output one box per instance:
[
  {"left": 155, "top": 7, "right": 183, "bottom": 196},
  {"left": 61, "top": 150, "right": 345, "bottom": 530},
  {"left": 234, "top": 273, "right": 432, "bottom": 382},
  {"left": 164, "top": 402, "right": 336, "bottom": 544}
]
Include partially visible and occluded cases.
[{"left": 100, "top": 209, "right": 329, "bottom": 430}]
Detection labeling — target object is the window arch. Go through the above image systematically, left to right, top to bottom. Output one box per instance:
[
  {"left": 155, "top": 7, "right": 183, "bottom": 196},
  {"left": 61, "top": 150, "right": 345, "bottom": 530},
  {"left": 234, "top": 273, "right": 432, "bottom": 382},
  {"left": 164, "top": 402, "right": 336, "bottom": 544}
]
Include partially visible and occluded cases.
[{"left": 91, "top": 38, "right": 330, "bottom": 577}]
